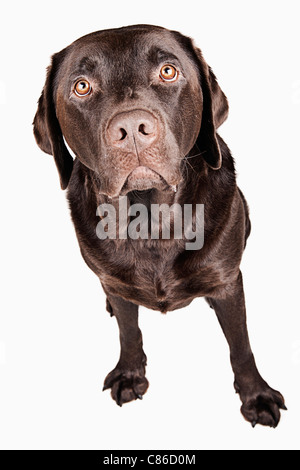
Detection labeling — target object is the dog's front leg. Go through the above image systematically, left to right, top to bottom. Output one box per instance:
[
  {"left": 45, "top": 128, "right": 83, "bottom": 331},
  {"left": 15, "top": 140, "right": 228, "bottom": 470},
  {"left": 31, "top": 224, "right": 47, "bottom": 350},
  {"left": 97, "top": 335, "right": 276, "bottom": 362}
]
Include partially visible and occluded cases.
[
  {"left": 207, "top": 271, "right": 286, "bottom": 427},
  {"left": 103, "top": 295, "right": 149, "bottom": 406}
]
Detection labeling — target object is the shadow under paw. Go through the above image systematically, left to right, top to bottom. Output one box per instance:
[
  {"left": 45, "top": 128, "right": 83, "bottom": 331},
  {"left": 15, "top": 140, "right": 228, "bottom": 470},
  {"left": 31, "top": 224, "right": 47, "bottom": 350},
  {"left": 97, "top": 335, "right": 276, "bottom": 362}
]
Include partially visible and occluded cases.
[{"left": 103, "top": 367, "right": 149, "bottom": 406}]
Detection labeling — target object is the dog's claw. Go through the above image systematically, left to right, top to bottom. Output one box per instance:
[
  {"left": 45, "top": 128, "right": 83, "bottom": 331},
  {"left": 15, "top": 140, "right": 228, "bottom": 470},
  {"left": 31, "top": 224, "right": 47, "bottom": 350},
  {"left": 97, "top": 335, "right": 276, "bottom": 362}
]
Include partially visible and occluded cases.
[
  {"left": 136, "top": 394, "right": 143, "bottom": 400},
  {"left": 251, "top": 420, "right": 257, "bottom": 428}
]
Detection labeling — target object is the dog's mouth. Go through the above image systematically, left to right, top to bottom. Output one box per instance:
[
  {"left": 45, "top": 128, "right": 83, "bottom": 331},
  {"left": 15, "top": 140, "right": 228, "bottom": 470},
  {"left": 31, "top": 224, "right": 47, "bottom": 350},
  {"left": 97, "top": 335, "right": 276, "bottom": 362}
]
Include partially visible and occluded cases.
[{"left": 119, "top": 166, "right": 177, "bottom": 195}]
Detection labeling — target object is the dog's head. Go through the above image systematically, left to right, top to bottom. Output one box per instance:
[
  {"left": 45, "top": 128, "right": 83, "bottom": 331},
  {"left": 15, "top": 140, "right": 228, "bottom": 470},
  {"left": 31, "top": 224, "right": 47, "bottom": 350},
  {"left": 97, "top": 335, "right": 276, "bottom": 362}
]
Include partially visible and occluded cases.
[{"left": 33, "top": 25, "right": 228, "bottom": 196}]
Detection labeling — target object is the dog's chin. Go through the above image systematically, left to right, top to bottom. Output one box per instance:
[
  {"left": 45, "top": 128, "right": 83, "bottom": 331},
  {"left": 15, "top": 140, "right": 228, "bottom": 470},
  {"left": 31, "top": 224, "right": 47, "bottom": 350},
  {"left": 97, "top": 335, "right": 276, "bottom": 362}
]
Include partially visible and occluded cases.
[{"left": 119, "top": 166, "right": 175, "bottom": 196}]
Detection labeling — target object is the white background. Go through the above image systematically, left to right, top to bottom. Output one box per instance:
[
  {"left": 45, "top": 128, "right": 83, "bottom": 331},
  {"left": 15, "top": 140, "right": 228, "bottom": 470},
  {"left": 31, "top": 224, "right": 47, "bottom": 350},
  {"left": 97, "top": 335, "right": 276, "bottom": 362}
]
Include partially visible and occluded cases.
[{"left": 0, "top": 0, "right": 299, "bottom": 450}]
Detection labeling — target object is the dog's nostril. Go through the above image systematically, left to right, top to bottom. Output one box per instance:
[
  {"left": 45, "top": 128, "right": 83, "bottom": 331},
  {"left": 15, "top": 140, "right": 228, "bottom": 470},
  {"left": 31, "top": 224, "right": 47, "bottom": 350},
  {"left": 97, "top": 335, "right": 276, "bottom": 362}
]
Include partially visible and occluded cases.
[
  {"left": 138, "top": 124, "right": 150, "bottom": 136},
  {"left": 119, "top": 128, "right": 127, "bottom": 141}
]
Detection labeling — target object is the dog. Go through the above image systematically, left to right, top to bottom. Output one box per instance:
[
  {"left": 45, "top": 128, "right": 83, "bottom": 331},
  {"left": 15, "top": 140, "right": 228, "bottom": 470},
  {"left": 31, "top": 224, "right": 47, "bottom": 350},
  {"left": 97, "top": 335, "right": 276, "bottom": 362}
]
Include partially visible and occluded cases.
[{"left": 33, "top": 24, "right": 286, "bottom": 427}]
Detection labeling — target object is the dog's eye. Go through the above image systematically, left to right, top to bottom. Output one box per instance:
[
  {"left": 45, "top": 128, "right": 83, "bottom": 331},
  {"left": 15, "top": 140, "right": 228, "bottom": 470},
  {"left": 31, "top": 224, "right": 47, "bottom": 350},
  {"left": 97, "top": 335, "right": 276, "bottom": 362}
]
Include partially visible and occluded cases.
[
  {"left": 160, "top": 64, "right": 178, "bottom": 82},
  {"left": 74, "top": 79, "right": 92, "bottom": 96}
]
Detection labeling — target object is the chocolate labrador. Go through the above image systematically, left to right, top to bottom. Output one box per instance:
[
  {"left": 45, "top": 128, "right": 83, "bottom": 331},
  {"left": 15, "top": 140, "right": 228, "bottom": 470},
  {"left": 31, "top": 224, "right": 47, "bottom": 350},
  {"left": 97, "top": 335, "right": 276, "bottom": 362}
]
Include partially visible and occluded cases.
[{"left": 33, "top": 24, "right": 286, "bottom": 427}]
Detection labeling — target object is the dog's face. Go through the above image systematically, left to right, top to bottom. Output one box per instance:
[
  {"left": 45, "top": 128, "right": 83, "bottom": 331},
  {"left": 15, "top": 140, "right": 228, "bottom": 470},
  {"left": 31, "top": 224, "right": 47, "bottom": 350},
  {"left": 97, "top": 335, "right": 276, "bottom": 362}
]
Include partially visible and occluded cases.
[{"left": 34, "top": 25, "right": 229, "bottom": 194}]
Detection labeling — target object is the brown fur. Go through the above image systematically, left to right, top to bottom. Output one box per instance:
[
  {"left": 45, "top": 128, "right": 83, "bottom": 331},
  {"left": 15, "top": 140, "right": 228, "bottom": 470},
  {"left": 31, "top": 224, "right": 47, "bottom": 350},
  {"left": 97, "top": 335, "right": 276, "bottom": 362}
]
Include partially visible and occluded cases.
[{"left": 33, "top": 25, "right": 286, "bottom": 427}]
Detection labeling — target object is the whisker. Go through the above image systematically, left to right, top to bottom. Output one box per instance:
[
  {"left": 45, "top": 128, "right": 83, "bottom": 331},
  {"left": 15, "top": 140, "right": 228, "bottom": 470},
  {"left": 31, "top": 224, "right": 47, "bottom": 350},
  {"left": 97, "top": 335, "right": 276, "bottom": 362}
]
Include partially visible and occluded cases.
[
  {"left": 185, "top": 148, "right": 207, "bottom": 160},
  {"left": 184, "top": 158, "right": 197, "bottom": 174}
]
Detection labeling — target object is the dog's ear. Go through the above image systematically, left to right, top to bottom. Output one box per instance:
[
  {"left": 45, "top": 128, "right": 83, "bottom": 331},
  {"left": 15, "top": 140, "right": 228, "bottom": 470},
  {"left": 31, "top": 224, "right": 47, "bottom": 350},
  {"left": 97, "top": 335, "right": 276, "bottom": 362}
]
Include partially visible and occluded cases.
[
  {"left": 172, "top": 31, "right": 229, "bottom": 169},
  {"left": 192, "top": 47, "right": 229, "bottom": 170},
  {"left": 33, "top": 50, "right": 73, "bottom": 189},
  {"left": 207, "top": 65, "right": 229, "bottom": 129}
]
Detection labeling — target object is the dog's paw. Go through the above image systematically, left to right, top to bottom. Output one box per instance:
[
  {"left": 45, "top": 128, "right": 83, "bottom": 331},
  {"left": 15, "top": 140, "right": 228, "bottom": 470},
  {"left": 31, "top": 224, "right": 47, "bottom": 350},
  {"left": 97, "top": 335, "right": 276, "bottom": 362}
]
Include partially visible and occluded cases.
[
  {"left": 103, "top": 367, "right": 149, "bottom": 406},
  {"left": 238, "top": 387, "right": 287, "bottom": 428}
]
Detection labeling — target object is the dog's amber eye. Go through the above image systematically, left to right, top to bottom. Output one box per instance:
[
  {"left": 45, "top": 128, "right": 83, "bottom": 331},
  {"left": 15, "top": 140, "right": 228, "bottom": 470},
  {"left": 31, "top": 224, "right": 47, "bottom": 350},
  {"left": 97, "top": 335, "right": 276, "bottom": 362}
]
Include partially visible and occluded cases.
[
  {"left": 160, "top": 64, "right": 178, "bottom": 82},
  {"left": 74, "top": 79, "right": 92, "bottom": 96}
]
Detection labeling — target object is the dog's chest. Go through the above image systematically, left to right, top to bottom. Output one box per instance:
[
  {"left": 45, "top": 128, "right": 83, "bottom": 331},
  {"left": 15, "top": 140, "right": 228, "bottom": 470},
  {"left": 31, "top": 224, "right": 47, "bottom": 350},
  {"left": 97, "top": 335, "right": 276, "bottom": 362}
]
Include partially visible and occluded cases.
[{"left": 101, "top": 241, "right": 222, "bottom": 312}]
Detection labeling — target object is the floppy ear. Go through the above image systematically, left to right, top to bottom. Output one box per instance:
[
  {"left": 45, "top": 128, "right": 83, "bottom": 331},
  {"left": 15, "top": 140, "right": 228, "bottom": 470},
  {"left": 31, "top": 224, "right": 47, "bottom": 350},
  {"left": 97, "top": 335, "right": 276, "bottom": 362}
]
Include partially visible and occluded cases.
[
  {"left": 192, "top": 47, "right": 229, "bottom": 170},
  {"left": 33, "top": 51, "right": 73, "bottom": 189}
]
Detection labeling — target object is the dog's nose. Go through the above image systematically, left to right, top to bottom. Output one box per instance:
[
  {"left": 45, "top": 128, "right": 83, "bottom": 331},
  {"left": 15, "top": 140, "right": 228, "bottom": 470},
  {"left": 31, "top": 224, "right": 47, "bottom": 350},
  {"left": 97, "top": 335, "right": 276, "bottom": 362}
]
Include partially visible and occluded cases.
[{"left": 107, "top": 110, "right": 158, "bottom": 152}]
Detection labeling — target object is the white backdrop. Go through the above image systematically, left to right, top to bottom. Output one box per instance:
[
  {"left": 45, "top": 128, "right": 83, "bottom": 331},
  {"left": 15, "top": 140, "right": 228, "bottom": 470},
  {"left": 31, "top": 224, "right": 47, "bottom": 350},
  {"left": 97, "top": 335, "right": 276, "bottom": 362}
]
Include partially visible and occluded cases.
[{"left": 0, "top": 0, "right": 299, "bottom": 450}]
